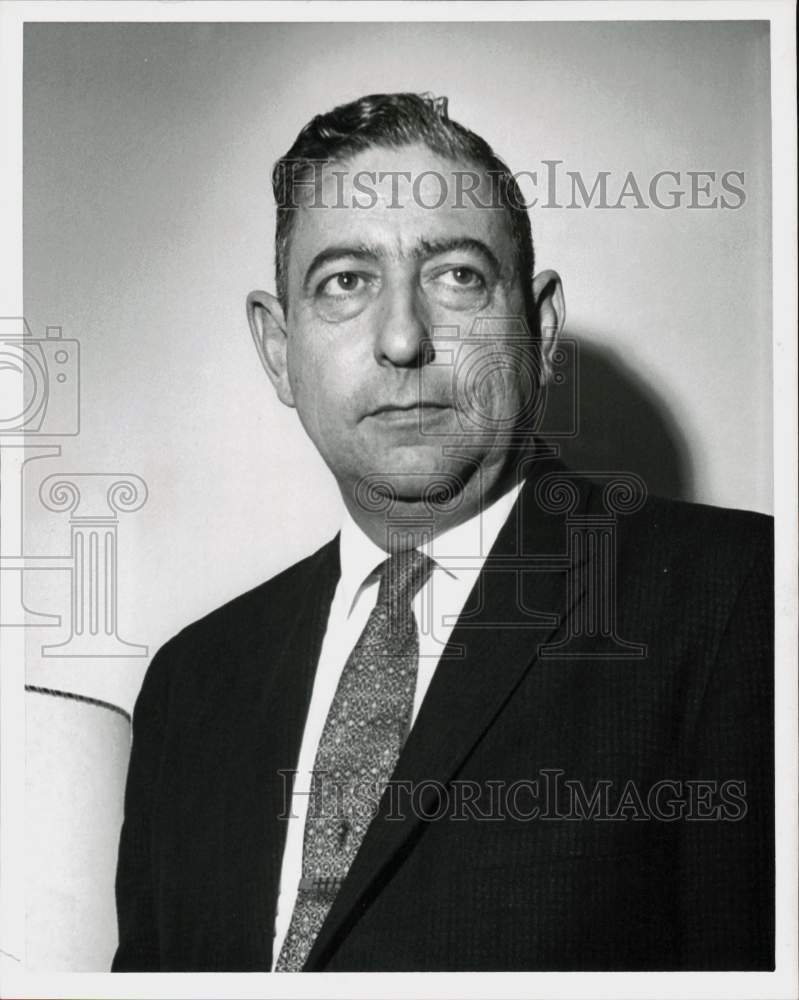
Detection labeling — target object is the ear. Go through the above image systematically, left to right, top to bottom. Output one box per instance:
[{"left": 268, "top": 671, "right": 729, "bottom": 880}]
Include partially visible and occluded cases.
[
  {"left": 530, "top": 269, "right": 566, "bottom": 384},
  {"left": 246, "top": 290, "right": 295, "bottom": 408}
]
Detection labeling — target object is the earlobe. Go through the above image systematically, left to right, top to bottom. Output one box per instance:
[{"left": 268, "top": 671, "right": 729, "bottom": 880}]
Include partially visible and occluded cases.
[
  {"left": 530, "top": 269, "right": 566, "bottom": 383},
  {"left": 246, "top": 290, "right": 295, "bottom": 408}
]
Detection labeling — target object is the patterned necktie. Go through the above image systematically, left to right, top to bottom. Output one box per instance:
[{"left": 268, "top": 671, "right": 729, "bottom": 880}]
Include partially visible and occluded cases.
[{"left": 275, "top": 547, "right": 435, "bottom": 971}]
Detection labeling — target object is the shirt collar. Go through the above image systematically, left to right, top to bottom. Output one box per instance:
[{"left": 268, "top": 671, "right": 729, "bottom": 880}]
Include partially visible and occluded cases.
[
  {"left": 337, "top": 479, "right": 524, "bottom": 618},
  {"left": 422, "top": 479, "right": 523, "bottom": 569},
  {"left": 337, "top": 510, "right": 391, "bottom": 619}
]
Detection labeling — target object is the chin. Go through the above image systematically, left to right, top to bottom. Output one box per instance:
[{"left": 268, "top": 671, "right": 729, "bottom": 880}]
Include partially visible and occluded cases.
[{"left": 349, "top": 444, "right": 475, "bottom": 510}]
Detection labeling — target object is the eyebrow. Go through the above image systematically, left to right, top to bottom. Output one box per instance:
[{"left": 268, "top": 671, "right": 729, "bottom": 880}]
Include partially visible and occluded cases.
[
  {"left": 302, "top": 236, "right": 503, "bottom": 292},
  {"left": 412, "top": 237, "right": 502, "bottom": 276},
  {"left": 302, "top": 243, "right": 381, "bottom": 292}
]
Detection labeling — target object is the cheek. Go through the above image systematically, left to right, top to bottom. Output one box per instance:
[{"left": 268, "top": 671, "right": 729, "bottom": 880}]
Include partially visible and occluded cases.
[
  {"left": 285, "top": 317, "right": 328, "bottom": 395},
  {"left": 284, "top": 326, "right": 361, "bottom": 434},
  {"left": 283, "top": 331, "right": 324, "bottom": 433},
  {"left": 285, "top": 339, "right": 309, "bottom": 399},
  {"left": 454, "top": 343, "right": 539, "bottom": 429}
]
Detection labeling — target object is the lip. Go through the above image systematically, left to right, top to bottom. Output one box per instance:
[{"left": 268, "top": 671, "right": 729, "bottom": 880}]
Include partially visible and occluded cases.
[
  {"left": 367, "top": 402, "right": 452, "bottom": 426},
  {"left": 369, "top": 402, "right": 450, "bottom": 415}
]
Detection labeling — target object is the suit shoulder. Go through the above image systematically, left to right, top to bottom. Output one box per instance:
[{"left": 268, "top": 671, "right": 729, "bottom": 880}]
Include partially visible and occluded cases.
[
  {"left": 619, "top": 493, "right": 772, "bottom": 583},
  {"left": 636, "top": 494, "right": 771, "bottom": 546},
  {"left": 158, "top": 535, "right": 338, "bottom": 658},
  {"left": 129, "top": 537, "right": 338, "bottom": 722}
]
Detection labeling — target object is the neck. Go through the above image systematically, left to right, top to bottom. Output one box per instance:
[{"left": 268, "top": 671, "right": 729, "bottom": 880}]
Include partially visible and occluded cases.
[{"left": 339, "top": 451, "right": 525, "bottom": 551}]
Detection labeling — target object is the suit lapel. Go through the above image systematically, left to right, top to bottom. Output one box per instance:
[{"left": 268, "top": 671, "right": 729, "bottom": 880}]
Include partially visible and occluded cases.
[
  {"left": 305, "top": 454, "right": 592, "bottom": 969},
  {"left": 255, "top": 539, "right": 340, "bottom": 966}
]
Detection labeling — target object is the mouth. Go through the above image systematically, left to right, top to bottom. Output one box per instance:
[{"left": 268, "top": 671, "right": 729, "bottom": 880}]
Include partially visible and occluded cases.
[
  {"left": 369, "top": 401, "right": 450, "bottom": 415},
  {"left": 367, "top": 402, "right": 452, "bottom": 426}
]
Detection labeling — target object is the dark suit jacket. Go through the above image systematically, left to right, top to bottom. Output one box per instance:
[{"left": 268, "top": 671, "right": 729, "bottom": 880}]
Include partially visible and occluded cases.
[{"left": 112, "top": 455, "right": 774, "bottom": 971}]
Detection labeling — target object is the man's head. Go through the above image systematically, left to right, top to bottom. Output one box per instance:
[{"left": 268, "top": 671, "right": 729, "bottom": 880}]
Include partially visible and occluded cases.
[
  {"left": 247, "top": 93, "right": 565, "bottom": 540},
  {"left": 270, "top": 93, "right": 536, "bottom": 319}
]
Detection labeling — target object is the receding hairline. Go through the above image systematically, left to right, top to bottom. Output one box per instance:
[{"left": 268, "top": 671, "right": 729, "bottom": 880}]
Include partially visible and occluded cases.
[
  {"left": 272, "top": 93, "right": 536, "bottom": 317},
  {"left": 288, "top": 140, "right": 512, "bottom": 182},
  {"left": 278, "top": 141, "right": 529, "bottom": 308}
]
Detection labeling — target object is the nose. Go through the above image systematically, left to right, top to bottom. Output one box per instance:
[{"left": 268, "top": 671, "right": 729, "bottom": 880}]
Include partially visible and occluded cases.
[{"left": 374, "top": 281, "right": 430, "bottom": 368}]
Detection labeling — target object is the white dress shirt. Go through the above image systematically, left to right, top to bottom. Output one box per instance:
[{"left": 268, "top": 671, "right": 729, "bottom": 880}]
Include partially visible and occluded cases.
[{"left": 270, "top": 480, "right": 524, "bottom": 966}]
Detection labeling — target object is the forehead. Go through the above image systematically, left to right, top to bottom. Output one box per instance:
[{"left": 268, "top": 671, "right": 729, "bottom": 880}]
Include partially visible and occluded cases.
[{"left": 286, "top": 143, "right": 517, "bottom": 275}]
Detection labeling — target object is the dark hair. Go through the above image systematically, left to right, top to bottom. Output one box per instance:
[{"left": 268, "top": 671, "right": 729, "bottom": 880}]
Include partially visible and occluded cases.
[{"left": 271, "top": 92, "right": 535, "bottom": 315}]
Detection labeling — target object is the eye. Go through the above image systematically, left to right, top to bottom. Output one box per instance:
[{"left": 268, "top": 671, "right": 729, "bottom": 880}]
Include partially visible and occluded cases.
[
  {"left": 422, "top": 261, "right": 491, "bottom": 311},
  {"left": 439, "top": 266, "right": 485, "bottom": 289},
  {"left": 319, "top": 271, "right": 364, "bottom": 297}
]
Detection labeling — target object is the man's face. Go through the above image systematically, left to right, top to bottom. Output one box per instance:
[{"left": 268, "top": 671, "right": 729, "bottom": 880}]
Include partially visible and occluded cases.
[{"left": 261, "top": 144, "right": 550, "bottom": 505}]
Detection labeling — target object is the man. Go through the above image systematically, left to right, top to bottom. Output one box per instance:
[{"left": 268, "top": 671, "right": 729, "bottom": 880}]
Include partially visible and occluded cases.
[{"left": 112, "top": 93, "right": 773, "bottom": 972}]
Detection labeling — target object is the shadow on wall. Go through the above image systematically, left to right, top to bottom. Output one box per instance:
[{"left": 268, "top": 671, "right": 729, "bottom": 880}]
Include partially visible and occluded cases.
[{"left": 544, "top": 332, "right": 694, "bottom": 502}]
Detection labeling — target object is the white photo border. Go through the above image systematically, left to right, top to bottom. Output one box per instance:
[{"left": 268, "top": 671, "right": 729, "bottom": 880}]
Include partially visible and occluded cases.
[{"left": 1, "top": 2, "right": 795, "bottom": 999}]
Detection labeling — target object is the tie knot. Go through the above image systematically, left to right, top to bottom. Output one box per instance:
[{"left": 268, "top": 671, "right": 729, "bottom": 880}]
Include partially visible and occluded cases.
[{"left": 378, "top": 548, "right": 435, "bottom": 608}]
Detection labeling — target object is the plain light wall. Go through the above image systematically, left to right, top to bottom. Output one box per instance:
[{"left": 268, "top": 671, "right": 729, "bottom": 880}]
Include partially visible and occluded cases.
[{"left": 23, "top": 20, "right": 772, "bottom": 714}]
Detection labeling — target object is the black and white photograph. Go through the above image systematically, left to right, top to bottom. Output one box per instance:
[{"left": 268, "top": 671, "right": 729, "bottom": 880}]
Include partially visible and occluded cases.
[{"left": 0, "top": 3, "right": 796, "bottom": 999}]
